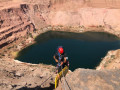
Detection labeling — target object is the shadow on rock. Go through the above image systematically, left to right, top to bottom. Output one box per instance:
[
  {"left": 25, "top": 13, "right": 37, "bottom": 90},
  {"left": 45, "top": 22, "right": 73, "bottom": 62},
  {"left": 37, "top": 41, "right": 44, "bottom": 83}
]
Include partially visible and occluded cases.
[{"left": 17, "top": 83, "right": 55, "bottom": 90}]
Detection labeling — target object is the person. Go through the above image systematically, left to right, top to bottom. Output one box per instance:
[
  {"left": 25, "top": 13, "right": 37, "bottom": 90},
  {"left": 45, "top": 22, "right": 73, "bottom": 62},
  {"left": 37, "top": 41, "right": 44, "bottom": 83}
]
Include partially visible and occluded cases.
[{"left": 53, "top": 46, "right": 69, "bottom": 74}]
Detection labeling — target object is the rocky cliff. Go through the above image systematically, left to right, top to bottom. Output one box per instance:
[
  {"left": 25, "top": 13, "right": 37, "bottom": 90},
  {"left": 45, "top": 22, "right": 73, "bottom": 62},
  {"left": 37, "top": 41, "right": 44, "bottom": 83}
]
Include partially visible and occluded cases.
[
  {"left": 0, "top": 0, "right": 120, "bottom": 90},
  {"left": 23, "top": 0, "right": 120, "bottom": 37},
  {"left": 48, "top": 0, "right": 120, "bottom": 37},
  {"left": 0, "top": 3, "right": 35, "bottom": 51},
  {"left": 97, "top": 49, "right": 120, "bottom": 70},
  {"left": 0, "top": 58, "right": 55, "bottom": 90},
  {"left": 60, "top": 68, "right": 120, "bottom": 90}
]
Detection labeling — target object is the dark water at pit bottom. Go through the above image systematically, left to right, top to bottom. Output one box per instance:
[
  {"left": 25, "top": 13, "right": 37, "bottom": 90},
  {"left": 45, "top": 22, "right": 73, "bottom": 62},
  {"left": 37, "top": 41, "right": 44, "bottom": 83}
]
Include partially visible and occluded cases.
[{"left": 16, "top": 31, "right": 120, "bottom": 71}]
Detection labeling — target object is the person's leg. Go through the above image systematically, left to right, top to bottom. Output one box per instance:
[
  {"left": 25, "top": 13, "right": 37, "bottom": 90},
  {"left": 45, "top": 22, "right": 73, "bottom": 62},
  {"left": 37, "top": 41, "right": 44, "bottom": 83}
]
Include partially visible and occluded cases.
[
  {"left": 57, "top": 66, "right": 62, "bottom": 79},
  {"left": 58, "top": 66, "right": 62, "bottom": 73}
]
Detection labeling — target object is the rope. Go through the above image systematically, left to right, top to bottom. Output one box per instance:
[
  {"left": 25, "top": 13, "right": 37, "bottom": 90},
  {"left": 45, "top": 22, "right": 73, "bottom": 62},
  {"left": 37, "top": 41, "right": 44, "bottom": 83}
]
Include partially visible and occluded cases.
[
  {"left": 39, "top": 66, "right": 72, "bottom": 90},
  {"left": 40, "top": 66, "right": 58, "bottom": 87},
  {"left": 61, "top": 66, "right": 71, "bottom": 90},
  {"left": 61, "top": 66, "right": 66, "bottom": 90},
  {"left": 39, "top": 73, "right": 54, "bottom": 87},
  {"left": 64, "top": 77, "right": 71, "bottom": 90}
]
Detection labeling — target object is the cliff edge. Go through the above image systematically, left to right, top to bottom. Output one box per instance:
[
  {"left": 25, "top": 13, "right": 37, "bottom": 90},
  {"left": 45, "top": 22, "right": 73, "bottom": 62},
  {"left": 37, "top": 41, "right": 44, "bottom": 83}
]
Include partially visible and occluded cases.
[
  {"left": 0, "top": 58, "right": 55, "bottom": 90},
  {"left": 60, "top": 68, "right": 120, "bottom": 90}
]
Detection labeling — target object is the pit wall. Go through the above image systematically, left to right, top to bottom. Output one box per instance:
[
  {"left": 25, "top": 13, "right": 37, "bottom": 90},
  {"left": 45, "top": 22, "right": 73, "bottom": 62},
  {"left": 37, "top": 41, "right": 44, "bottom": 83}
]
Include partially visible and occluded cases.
[
  {"left": 26, "top": 0, "right": 120, "bottom": 36},
  {"left": 48, "top": 0, "right": 120, "bottom": 37},
  {"left": 50, "top": 0, "right": 120, "bottom": 8},
  {"left": 0, "top": 4, "right": 35, "bottom": 51},
  {"left": 96, "top": 49, "right": 120, "bottom": 70}
]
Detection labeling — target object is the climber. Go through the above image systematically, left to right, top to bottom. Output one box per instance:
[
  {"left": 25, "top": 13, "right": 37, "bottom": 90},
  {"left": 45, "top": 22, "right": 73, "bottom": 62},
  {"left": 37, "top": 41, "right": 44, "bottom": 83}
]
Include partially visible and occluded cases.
[{"left": 53, "top": 46, "right": 69, "bottom": 74}]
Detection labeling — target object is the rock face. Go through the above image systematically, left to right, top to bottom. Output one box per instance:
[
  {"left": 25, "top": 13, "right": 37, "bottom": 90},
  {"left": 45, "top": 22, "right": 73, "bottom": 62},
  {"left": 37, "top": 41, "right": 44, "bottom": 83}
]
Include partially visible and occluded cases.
[
  {"left": 0, "top": 0, "right": 51, "bottom": 51},
  {"left": 48, "top": 0, "right": 120, "bottom": 37},
  {"left": 0, "top": 4, "right": 35, "bottom": 50},
  {"left": 97, "top": 49, "right": 120, "bottom": 70},
  {"left": 0, "top": 58, "right": 55, "bottom": 90},
  {"left": 62, "top": 68, "right": 120, "bottom": 90}
]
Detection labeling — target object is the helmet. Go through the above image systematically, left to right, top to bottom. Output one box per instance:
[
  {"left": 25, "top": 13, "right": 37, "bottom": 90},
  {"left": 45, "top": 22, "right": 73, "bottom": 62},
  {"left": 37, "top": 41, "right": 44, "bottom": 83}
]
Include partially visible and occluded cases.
[{"left": 58, "top": 47, "right": 64, "bottom": 54}]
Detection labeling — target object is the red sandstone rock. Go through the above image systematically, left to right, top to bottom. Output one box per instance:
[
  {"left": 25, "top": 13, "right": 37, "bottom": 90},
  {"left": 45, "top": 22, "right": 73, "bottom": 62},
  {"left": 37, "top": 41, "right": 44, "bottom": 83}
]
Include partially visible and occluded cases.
[{"left": 0, "top": 4, "right": 35, "bottom": 49}]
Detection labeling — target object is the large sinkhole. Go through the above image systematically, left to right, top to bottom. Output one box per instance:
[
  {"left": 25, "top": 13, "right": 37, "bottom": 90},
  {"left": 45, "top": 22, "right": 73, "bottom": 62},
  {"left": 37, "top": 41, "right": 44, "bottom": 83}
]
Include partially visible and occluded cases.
[{"left": 16, "top": 31, "right": 120, "bottom": 71}]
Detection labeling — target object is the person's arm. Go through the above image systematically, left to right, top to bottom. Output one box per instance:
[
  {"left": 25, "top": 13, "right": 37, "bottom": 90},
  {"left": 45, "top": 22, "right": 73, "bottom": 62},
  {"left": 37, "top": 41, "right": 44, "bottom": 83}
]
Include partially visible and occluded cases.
[
  {"left": 63, "top": 53, "right": 67, "bottom": 63},
  {"left": 53, "top": 55, "right": 58, "bottom": 62},
  {"left": 60, "top": 57, "right": 67, "bottom": 66},
  {"left": 64, "top": 57, "right": 67, "bottom": 63},
  {"left": 64, "top": 57, "right": 69, "bottom": 67},
  {"left": 60, "top": 61, "right": 63, "bottom": 66}
]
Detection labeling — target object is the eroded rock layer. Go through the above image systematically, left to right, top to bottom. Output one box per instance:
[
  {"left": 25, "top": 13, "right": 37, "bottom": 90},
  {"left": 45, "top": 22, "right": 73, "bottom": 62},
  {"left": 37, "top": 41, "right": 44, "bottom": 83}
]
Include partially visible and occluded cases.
[{"left": 0, "top": 4, "right": 35, "bottom": 50}]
